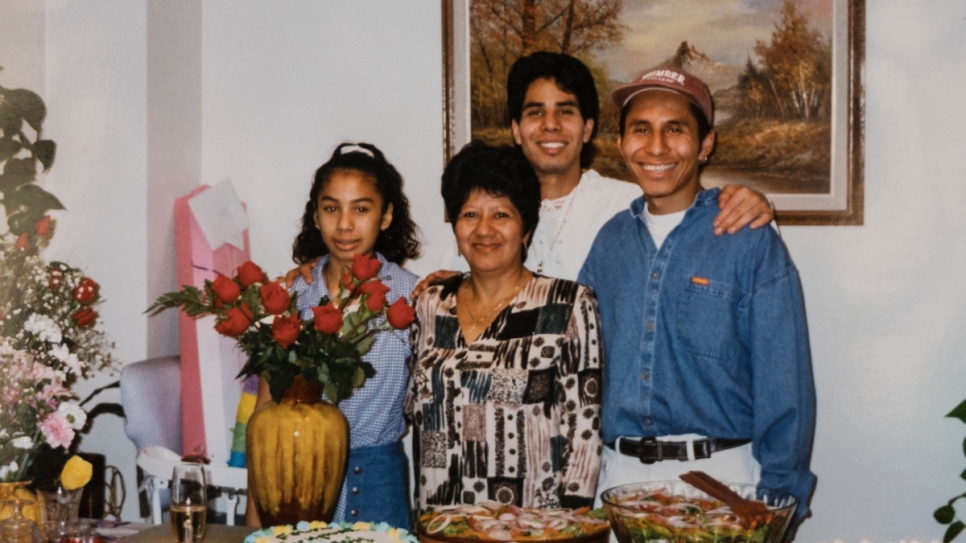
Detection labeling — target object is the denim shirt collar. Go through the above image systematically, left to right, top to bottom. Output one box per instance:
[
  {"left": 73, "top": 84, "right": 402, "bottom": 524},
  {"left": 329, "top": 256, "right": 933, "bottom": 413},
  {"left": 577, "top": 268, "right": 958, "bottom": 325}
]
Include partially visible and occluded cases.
[{"left": 629, "top": 187, "right": 722, "bottom": 220}]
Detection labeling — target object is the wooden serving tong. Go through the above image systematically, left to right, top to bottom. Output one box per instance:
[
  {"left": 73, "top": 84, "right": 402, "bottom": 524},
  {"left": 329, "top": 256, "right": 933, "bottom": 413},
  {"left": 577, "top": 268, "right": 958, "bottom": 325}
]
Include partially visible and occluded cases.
[{"left": 679, "top": 471, "right": 773, "bottom": 529}]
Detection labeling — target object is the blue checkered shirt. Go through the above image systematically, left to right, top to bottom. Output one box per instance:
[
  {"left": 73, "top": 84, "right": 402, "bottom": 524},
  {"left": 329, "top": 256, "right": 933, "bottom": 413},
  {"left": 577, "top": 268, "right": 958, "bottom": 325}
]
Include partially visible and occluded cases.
[{"left": 292, "top": 253, "right": 418, "bottom": 449}]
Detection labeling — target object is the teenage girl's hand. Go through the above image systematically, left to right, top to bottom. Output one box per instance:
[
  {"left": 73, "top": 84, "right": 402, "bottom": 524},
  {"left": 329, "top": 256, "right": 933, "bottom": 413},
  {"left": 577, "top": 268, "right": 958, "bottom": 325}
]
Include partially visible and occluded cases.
[
  {"left": 714, "top": 185, "right": 774, "bottom": 235},
  {"left": 284, "top": 257, "right": 322, "bottom": 287},
  {"left": 412, "top": 270, "right": 460, "bottom": 298}
]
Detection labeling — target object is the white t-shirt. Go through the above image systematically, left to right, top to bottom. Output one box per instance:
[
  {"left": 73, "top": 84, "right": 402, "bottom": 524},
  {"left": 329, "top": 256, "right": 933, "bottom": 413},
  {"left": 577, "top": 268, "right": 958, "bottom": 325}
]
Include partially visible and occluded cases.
[
  {"left": 440, "top": 169, "right": 641, "bottom": 281},
  {"left": 643, "top": 205, "right": 688, "bottom": 250}
]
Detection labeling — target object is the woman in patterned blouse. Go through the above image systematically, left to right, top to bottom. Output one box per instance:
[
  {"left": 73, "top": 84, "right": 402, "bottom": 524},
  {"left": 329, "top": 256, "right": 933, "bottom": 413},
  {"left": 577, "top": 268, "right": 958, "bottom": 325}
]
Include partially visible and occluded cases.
[{"left": 407, "top": 142, "right": 604, "bottom": 512}]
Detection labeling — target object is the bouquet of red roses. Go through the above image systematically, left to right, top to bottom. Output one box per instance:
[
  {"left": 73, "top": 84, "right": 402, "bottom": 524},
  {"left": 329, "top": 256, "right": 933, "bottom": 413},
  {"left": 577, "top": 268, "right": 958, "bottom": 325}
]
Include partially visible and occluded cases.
[{"left": 148, "top": 254, "right": 415, "bottom": 403}]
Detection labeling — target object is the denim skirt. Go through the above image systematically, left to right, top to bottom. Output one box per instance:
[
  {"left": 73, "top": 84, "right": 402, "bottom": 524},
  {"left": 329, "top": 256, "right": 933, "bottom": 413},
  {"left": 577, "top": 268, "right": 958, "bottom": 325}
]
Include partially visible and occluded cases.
[{"left": 333, "top": 440, "right": 411, "bottom": 529}]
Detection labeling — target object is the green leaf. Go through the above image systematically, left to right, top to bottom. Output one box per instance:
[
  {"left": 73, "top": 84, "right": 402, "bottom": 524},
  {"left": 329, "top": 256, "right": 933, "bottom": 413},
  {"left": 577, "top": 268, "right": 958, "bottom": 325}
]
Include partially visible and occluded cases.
[
  {"left": 4, "top": 88, "right": 46, "bottom": 131},
  {"left": 0, "top": 102, "right": 22, "bottom": 136},
  {"left": 0, "top": 136, "right": 21, "bottom": 162},
  {"left": 31, "top": 139, "right": 55, "bottom": 172},
  {"left": 0, "top": 157, "right": 36, "bottom": 189},
  {"left": 14, "top": 183, "right": 65, "bottom": 212},
  {"left": 7, "top": 209, "right": 43, "bottom": 236},
  {"left": 355, "top": 334, "right": 375, "bottom": 356},
  {"left": 351, "top": 366, "right": 366, "bottom": 388},
  {"left": 323, "top": 382, "right": 339, "bottom": 405},
  {"left": 948, "top": 398, "right": 966, "bottom": 424},
  {"left": 937, "top": 505, "right": 956, "bottom": 524},
  {"left": 945, "top": 521, "right": 965, "bottom": 543}
]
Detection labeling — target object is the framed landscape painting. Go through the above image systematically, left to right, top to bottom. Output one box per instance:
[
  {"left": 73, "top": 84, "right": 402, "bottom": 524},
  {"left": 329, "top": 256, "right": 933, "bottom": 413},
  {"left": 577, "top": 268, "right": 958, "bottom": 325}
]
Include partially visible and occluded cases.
[{"left": 442, "top": 0, "right": 865, "bottom": 225}]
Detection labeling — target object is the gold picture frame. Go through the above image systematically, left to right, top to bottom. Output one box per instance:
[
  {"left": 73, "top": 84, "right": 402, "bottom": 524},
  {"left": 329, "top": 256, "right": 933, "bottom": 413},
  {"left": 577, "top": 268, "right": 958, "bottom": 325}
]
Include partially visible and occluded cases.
[{"left": 442, "top": 0, "right": 865, "bottom": 225}]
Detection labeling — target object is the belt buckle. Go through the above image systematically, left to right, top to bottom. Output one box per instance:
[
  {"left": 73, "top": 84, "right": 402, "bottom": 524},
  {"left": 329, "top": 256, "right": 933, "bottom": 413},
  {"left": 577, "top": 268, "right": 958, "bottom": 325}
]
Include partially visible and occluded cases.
[{"left": 639, "top": 437, "right": 660, "bottom": 464}]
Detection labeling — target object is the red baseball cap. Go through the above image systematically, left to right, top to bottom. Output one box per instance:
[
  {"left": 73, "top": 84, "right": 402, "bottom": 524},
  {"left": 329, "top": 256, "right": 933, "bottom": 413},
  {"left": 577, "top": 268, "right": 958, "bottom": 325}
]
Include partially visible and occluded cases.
[{"left": 611, "top": 68, "right": 714, "bottom": 126}]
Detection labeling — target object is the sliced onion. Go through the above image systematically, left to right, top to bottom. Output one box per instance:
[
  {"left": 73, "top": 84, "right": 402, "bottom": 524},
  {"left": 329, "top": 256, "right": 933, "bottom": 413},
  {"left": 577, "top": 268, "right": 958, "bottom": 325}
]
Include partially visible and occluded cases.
[{"left": 425, "top": 514, "right": 452, "bottom": 534}]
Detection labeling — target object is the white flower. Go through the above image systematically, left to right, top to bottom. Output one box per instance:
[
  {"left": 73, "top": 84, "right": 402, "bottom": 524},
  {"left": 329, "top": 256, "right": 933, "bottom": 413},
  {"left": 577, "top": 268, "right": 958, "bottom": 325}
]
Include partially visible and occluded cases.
[
  {"left": 24, "top": 313, "right": 62, "bottom": 344},
  {"left": 49, "top": 344, "right": 82, "bottom": 375},
  {"left": 58, "top": 402, "right": 87, "bottom": 430},
  {"left": 11, "top": 436, "right": 33, "bottom": 449},
  {"left": 0, "top": 461, "right": 17, "bottom": 480}
]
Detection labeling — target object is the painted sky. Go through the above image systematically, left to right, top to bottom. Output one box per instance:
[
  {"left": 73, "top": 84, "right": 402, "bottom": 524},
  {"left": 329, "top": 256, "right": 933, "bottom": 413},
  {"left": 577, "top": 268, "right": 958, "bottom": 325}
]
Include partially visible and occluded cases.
[{"left": 594, "top": 0, "right": 833, "bottom": 82}]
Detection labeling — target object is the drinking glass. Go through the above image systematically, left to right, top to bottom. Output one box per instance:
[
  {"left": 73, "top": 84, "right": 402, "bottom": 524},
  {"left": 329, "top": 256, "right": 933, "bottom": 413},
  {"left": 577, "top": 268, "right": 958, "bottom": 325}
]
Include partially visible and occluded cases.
[{"left": 169, "top": 464, "right": 206, "bottom": 543}]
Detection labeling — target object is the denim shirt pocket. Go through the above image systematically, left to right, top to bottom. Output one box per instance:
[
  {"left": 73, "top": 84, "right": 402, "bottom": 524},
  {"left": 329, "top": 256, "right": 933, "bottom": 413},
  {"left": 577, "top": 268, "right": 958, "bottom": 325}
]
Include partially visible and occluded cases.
[{"left": 675, "top": 278, "right": 741, "bottom": 361}]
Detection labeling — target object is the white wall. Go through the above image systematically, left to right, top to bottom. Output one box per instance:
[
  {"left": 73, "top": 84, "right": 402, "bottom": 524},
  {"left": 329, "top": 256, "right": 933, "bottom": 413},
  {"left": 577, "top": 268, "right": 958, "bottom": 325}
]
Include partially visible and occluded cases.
[{"left": 3, "top": 0, "right": 965, "bottom": 539}]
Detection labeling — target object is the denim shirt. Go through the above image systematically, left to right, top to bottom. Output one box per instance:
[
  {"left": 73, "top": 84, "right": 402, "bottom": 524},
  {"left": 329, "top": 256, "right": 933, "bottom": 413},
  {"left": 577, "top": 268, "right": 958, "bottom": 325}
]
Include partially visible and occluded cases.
[{"left": 577, "top": 188, "right": 815, "bottom": 519}]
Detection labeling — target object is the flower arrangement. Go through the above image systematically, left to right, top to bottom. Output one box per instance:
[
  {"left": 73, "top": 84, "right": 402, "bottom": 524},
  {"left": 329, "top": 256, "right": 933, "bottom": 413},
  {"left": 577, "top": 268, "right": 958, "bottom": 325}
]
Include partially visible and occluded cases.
[
  {"left": 0, "top": 72, "right": 117, "bottom": 483},
  {"left": 149, "top": 254, "right": 416, "bottom": 403}
]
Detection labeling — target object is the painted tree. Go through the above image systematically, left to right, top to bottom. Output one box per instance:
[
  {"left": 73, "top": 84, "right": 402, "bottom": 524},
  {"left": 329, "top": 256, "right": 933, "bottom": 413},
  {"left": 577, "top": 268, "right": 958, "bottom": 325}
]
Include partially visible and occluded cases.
[
  {"left": 470, "top": 0, "right": 624, "bottom": 129},
  {"left": 746, "top": 0, "right": 831, "bottom": 120}
]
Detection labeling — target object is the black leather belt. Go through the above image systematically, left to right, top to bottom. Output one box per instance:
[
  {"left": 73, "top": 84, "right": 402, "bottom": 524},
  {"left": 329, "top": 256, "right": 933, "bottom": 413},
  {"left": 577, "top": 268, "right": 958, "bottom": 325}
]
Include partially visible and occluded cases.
[{"left": 611, "top": 437, "right": 750, "bottom": 464}]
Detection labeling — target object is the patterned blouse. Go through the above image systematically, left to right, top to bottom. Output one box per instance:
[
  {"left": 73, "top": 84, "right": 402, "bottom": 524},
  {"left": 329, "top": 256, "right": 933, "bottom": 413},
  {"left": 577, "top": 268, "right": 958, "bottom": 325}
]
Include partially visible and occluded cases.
[{"left": 407, "top": 274, "right": 604, "bottom": 512}]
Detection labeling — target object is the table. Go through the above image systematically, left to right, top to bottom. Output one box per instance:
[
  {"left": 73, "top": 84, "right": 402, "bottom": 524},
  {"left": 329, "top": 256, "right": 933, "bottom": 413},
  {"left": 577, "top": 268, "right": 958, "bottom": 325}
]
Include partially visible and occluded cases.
[{"left": 117, "top": 524, "right": 255, "bottom": 543}]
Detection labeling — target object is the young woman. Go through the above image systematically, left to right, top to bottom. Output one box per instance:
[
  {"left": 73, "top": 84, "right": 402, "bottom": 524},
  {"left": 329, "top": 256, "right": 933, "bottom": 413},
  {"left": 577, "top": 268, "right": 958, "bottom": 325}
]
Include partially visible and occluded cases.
[{"left": 247, "top": 143, "right": 420, "bottom": 528}]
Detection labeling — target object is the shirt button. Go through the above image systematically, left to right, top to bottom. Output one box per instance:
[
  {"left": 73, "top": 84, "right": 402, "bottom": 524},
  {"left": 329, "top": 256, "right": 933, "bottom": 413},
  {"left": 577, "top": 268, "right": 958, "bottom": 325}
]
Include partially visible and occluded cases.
[
  {"left": 651, "top": 273, "right": 659, "bottom": 281},
  {"left": 646, "top": 322, "right": 654, "bottom": 331},
  {"left": 641, "top": 372, "right": 650, "bottom": 381},
  {"left": 644, "top": 418, "right": 653, "bottom": 426},
  {"left": 353, "top": 466, "right": 362, "bottom": 474},
  {"left": 352, "top": 487, "right": 359, "bottom": 494},
  {"left": 350, "top": 509, "right": 358, "bottom": 517}
]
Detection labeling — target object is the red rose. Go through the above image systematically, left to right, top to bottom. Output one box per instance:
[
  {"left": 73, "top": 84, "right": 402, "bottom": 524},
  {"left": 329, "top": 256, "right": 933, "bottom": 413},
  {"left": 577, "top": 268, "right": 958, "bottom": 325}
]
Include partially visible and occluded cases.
[
  {"left": 35, "top": 216, "right": 53, "bottom": 238},
  {"left": 14, "top": 233, "right": 28, "bottom": 251},
  {"left": 351, "top": 254, "right": 381, "bottom": 281},
  {"left": 237, "top": 261, "right": 268, "bottom": 288},
  {"left": 48, "top": 269, "right": 64, "bottom": 290},
  {"left": 340, "top": 272, "right": 356, "bottom": 293},
  {"left": 211, "top": 275, "right": 241, "bottom": 303},
  {"left": 71, "top": 277, "right": 99, "bottom": 304},
  {"left": 357, "top": 279, "right": 391, "bottom": 312},
  {"left": 260, "top": 282, "right": 291, "bottom": 315},
  {"left": 386, "top": 297, "right": 415, "bottom": 329},
  {"left": 215, "top": 302, "right": 253, "bottom": 337},
  {"left": 311, "top": 303, "right": 343, "bottom": 335},
  {"left": 72, "top": 307, "right": 98, "bottom": 328},
  {"left": 271, "top": 314, "right": 301, "bottom": 349}
]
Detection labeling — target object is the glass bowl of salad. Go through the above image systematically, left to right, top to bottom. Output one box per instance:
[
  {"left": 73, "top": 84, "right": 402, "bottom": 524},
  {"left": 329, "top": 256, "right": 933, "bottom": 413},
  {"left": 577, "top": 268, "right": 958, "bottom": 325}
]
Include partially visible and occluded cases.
[{"left": 600, "top": 481, "right": 797, "bottom": 543}]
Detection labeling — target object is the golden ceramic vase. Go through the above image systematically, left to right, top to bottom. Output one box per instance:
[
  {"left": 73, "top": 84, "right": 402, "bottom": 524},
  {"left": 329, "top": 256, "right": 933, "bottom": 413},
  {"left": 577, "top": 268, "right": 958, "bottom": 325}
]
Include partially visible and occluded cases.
[
  {"left": 246, "top": 376, "right": 348, "bottom": 526},
  {"left": 0, "top": 482, "right": 39, "bottom": 523}
]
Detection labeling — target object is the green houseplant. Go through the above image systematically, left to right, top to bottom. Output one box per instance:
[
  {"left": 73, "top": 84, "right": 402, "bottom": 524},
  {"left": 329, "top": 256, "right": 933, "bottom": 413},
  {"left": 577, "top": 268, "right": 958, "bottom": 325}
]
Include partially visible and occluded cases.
[{"left": 935, "top": 398, "right": 966, "bottom": 542}]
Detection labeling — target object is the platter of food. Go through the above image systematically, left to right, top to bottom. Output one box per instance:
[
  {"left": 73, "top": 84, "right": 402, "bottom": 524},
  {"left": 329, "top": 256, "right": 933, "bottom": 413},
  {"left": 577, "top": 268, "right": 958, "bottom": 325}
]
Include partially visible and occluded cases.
[
  {"left": 600, "top": 481, "right": 797, "bottom": 543},
  {"left": 417, "top": 502, "right": 610, "bottom": 543}
]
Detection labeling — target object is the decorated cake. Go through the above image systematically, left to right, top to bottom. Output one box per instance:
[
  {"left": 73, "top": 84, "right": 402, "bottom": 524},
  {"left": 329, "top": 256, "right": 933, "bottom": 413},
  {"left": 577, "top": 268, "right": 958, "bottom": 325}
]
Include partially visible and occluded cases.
[
  {"left": 417, "top": 502, "right": 610, "bottom": 543},
  {"left": 245, "top": 521, "right": 419, "bottom": 543}
]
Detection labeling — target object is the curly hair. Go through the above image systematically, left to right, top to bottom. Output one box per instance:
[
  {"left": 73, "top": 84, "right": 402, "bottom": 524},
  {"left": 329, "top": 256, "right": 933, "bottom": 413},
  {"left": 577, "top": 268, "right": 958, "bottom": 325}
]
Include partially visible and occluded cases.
[
  {"left": 441, "top": 141, "right": 540, "bottom": 262},
  {"left": 292, "top": 143, "right": 420, "bottom": 265}
]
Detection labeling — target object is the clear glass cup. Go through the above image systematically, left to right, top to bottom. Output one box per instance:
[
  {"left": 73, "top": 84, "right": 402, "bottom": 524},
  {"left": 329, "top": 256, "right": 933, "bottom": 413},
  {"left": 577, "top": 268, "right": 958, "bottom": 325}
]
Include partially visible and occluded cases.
[
  {"left": 169, "top": 464, "right": 206, "bottom": 543},
  {"left": 35, "top": 486, "right": 82, "bottom": 543}
]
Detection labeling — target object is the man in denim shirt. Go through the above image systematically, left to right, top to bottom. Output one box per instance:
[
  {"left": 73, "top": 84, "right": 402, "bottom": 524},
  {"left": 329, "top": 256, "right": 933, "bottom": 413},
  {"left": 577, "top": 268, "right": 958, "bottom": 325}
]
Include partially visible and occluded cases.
[{"left": 577, "top": 68, "right": 815, "bottom": 526}]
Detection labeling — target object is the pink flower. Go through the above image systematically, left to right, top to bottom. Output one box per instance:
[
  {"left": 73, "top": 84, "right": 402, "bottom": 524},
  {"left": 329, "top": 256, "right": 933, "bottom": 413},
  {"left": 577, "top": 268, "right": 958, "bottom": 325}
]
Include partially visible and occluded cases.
[{"left": 40, "top": 412, "right": 75, "bottom": 449}]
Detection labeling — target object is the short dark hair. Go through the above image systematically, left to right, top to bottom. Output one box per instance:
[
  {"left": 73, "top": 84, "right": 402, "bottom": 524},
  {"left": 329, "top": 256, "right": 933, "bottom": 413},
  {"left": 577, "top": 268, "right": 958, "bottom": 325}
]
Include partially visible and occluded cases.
[
  {"left": 506, "top": 52, "right": 599, "bottom": 169},
  {"left": 618, "top": 99, "right": 713, "bottom": 145},
  {"left": 441, "top": 142, "right": 540, "bottom": 261},
  {"left": 293, "top": 143, "right": 420, "bottom": 265}
]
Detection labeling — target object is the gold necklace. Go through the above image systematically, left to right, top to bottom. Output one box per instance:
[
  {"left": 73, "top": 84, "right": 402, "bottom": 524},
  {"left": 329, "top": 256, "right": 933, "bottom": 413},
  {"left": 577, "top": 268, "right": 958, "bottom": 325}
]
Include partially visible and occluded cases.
[{"left": 460, "top": 272, "right": 530, "bottom": 339}]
